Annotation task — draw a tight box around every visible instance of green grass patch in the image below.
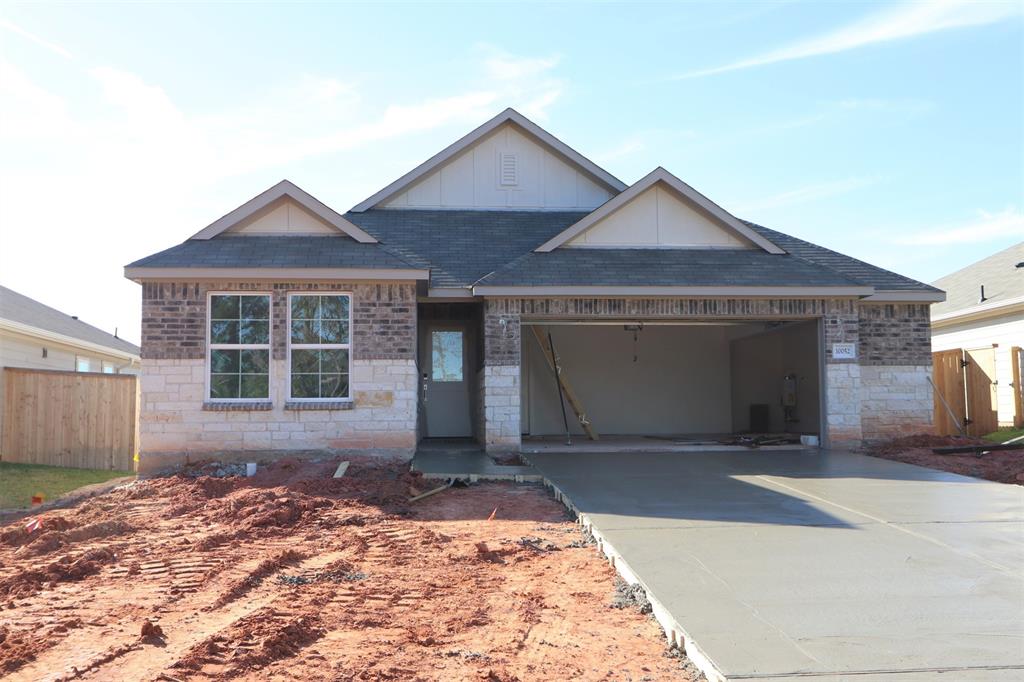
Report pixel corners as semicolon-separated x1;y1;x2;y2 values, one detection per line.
983;427;1024;444
0;462;133;509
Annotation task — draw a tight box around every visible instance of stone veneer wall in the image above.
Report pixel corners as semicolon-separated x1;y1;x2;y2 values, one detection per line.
138;281;417;469
857;304;933;441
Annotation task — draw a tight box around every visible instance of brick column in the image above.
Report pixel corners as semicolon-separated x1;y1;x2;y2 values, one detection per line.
482;299;521;452
824;300;862;447
858;304;934;440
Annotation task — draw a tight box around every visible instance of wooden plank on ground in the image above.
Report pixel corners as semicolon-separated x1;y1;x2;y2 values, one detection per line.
529;325;599;441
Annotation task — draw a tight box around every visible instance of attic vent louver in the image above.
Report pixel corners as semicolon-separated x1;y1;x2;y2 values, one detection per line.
498;152;518;187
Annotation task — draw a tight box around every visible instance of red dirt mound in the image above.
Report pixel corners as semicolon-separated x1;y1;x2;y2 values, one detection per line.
0;459;696;681
866;433;1024;485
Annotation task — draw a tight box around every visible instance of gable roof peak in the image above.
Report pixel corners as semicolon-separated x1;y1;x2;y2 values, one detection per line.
190;179;378;243
349;107;627;212
535;166;785;254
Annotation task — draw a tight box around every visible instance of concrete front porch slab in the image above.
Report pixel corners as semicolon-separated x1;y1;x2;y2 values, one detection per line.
411;446;541;482
527;449;1024;681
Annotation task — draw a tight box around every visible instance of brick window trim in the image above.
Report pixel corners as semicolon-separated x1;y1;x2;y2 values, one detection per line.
202;401;274;412
284;400;354;411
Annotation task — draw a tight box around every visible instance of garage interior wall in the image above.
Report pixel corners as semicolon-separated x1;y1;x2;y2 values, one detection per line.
521;320;821;438
522;324;735;436
728;320;821;434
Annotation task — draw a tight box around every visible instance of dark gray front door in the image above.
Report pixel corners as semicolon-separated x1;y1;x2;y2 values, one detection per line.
420;322;472;437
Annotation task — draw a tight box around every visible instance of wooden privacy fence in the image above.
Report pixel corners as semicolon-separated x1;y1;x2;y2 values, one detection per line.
2;368;138;471
932;347;1001;437
1014;346;1023;429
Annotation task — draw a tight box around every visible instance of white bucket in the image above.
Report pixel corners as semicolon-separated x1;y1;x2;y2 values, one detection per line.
800;435;819;447
245;462;257;477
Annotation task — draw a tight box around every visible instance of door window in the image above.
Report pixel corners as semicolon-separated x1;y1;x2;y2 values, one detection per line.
431;331;463;382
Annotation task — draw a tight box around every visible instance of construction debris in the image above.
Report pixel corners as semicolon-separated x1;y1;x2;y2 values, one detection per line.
332;461;350;478
932;442;1024;456
611;577;652;615
531;326;599;442
718;435;802;448
408;479;453;502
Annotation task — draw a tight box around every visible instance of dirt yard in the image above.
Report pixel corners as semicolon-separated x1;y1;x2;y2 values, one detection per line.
0;459;696;681
865;434;1024;485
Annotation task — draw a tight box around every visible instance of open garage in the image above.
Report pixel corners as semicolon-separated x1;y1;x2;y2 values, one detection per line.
520;319;822;442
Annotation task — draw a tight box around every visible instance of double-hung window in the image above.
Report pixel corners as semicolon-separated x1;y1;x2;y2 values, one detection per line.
288;293;351;401
208;293;271;400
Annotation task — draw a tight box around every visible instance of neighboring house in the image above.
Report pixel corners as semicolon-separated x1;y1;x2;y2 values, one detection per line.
125;108;943;469
931;243;1024;429
0;285;141;453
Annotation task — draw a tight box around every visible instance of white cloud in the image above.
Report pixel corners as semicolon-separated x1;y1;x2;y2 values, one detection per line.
0;47;566;344
0;18;73;59
735;177;878;213
892;207;1024;245
674;1;1021;79
484;52;560;81
595;136;647;164
835;97;934;114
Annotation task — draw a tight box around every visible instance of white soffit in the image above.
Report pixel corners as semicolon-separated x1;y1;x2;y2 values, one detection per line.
349;108;628;212
191;180;378;243
536;168;785;254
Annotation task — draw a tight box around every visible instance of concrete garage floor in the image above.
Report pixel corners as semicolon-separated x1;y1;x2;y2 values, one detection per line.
526;449;1024;681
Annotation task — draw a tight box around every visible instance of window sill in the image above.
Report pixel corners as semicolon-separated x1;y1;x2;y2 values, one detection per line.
203;401;273;412
284;400;353;411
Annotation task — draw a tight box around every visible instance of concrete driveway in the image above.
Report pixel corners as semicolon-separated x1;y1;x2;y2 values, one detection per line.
527;449;1024;681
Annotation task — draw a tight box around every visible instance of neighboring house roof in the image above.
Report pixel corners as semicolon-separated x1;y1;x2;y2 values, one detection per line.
345;209;588;288
350;108;627;212
124;236;428;280
0;285;140;358
535;167;784;255
931;242;1024;319
190;180;378;242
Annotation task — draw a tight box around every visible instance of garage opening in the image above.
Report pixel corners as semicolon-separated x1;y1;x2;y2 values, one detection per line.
521;320;822;445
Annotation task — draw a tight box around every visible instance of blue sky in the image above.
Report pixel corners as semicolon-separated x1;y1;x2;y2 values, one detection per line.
1;1;1021;344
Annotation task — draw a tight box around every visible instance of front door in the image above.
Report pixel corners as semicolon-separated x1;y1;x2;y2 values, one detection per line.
420;322;472;437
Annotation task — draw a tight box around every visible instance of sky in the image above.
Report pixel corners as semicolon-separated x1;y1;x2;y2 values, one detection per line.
0;1;1022;346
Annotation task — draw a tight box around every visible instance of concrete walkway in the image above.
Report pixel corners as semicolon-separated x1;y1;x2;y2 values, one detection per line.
527;449;1024;681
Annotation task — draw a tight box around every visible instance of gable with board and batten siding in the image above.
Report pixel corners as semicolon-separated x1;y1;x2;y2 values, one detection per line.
382;122;615;211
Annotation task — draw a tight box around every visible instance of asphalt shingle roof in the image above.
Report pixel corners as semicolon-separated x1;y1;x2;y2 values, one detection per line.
743;222;941;293
344;209;589;288
931;241;1024;316
0;285;140;356
475;248;866;288
126;236;418;270
127;210;939;295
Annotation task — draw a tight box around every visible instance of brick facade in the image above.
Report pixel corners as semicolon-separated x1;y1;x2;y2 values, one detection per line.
141;281;416;361
138;280;417;469
140;284;933;462
857;304;932;366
